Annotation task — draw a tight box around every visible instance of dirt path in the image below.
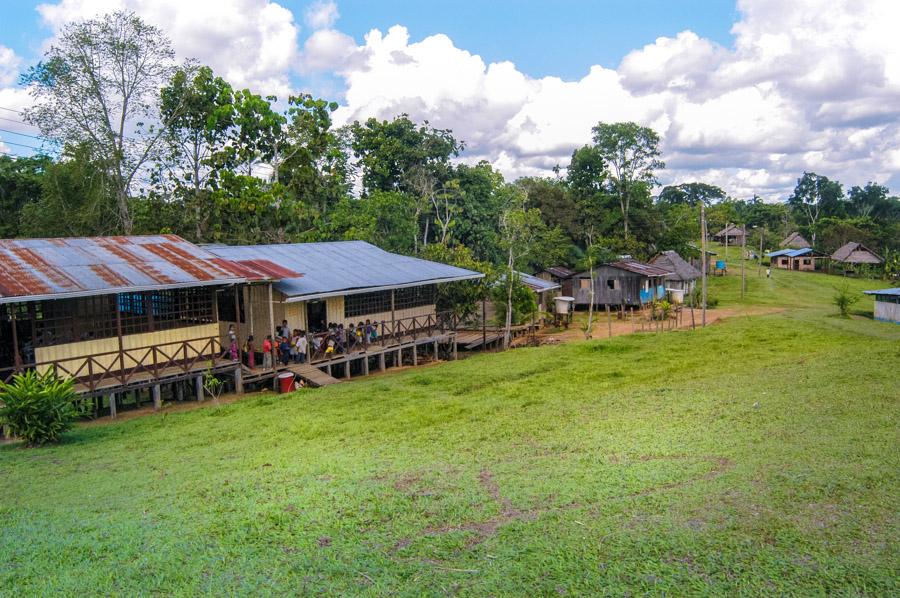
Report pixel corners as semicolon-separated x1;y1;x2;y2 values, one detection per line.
514;305;783;347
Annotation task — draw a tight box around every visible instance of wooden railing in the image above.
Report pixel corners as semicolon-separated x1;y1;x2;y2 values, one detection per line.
302;311;460;363
0;336;223;393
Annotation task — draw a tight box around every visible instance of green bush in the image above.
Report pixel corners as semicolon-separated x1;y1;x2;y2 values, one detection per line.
0;370;80;446
689;286;719;309
832;284;860;317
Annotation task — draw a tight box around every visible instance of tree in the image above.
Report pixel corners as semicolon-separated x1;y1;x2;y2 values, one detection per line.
227;90;285;177
19;144;118;237
420;244;495;319
788;172;844;245
658;182;726;206
0;155;50;238
23;11;177;233
159;65;235;240
498;185;546;348
590;122;664;239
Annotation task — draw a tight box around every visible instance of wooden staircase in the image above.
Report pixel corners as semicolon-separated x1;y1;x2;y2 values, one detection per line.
285;363;342;387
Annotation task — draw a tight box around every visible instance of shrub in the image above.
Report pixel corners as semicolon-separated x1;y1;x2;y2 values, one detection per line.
832;284;860;317
0;370;80;446
689;287;719;309
652;300;672;320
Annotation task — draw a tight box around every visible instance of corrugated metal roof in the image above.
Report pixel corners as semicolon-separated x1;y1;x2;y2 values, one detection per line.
211;258;301;281
543;266;576;279
767;248;819;258
0;235;247;304
206;241;484;301
518;272;560;293
863;287;900;296
608;260;671;277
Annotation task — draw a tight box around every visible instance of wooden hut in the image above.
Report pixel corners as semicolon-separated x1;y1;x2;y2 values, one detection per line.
863;288;900;324
538;266;576;297
780;232;811;249
572;260;669;308
650;250;701;301
712;224;746;245
831;242;883;273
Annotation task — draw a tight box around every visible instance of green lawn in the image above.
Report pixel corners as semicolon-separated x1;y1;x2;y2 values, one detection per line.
1;268;898;595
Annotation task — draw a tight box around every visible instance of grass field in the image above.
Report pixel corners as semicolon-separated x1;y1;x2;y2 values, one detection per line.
1;264;898;595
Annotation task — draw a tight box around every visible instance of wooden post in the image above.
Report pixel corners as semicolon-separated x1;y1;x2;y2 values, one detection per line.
630;307;635;334
606;304;612;338
452;338;458;360
378;352;385;372
390;289;396;340
326;362;332;376
482;299;487;350
10;307;21;368
741;224;747;300
700;202;708;327
152;385;162;410
233;285;241;349
412;344;418;366
344;359;351;380
396;348;402;367
233;366;243;395
363;355;370;376
267;282;275;340
108;393;117;419
433;340;439;361
195;375;203;401
115;294;125;379
176;382;184;402
759;227;764;277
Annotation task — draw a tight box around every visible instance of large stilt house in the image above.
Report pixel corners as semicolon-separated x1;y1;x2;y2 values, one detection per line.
0;235;265;394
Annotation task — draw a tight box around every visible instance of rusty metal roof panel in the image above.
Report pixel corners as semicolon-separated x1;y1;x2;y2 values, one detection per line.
0;235;247;303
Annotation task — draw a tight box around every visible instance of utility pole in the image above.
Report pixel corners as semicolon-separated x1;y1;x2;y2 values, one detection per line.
701;203;708;327
724;221;729;265
758;227;764;277
741;224;746;300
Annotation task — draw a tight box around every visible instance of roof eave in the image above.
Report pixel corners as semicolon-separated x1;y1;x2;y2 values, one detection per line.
281;272;485;303
0;277;246;305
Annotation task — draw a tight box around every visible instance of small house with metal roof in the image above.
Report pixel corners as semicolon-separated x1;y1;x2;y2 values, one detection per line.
766;247;828;271
863;288;900;324
572;260;669;308
538;265;576;296
712;224;746;245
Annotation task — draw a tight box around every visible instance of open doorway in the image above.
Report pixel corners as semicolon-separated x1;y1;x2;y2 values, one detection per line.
306;300;327;333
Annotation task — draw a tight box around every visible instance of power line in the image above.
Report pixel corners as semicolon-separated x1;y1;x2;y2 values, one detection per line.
0;127;46;142
0;139;43;151
0;105;24;115
0;115;38;129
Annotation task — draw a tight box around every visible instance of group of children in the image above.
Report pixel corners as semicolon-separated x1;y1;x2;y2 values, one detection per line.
223;319;382;369
316;320;380;357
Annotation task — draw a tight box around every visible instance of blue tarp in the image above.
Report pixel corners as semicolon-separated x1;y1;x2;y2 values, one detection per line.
640;289;652;304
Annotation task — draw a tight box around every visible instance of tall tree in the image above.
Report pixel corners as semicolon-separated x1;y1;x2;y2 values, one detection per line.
788;172;844;245
23;11;177;233
590;122;664;239
158;65;235;240
658;182;726;206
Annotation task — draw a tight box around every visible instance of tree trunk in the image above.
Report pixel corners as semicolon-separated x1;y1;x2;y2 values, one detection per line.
504;248;514;349
585;263;595;339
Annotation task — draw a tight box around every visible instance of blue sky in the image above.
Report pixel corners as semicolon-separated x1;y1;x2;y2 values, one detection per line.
1;0;899;197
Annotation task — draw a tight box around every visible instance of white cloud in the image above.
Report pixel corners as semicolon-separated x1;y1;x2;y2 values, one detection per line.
35;0;300;96
304;0;338;30
0;46;23;87
323;0;900;198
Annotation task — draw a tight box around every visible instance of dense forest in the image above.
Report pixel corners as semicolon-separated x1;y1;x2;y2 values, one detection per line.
2;11;899;282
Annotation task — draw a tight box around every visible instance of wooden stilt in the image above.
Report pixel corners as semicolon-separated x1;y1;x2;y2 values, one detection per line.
176;382;184;402
152;385;162;410
379;352;385;372
344;360;351;379
326;363;332;376
363;355;370;376
452;339;458;360
412;344;418;366
195;376;204;401
630;307;635;333
233;366;243;395
433;340;439;361
109;393;117;419
606;304;612;338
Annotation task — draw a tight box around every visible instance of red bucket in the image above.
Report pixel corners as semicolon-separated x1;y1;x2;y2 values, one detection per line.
278;372;295;393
